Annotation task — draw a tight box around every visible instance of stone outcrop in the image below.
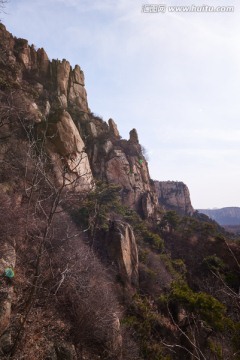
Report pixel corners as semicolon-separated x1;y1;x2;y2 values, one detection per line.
0;23;159;218
45;110;93;191
154;181;194;215
142;191;157;218
129;128;139;144
68;65;88;112
0;24;89;113
105;221;139;287
108;118;120;139
87;124;159;218
104;147;158;217
0;24;94;193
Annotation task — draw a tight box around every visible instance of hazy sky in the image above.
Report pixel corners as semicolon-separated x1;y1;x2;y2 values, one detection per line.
1;0;240;208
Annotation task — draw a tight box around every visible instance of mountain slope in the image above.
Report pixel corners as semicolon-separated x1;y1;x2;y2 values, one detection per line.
0;23;240;360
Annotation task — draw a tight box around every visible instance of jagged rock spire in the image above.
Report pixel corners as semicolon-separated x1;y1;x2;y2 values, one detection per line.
108;118;120;138
129;128;139;144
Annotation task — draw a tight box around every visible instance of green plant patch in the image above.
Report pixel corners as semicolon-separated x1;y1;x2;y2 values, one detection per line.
4;267;15;278
170;281;226;331
202;255;226;272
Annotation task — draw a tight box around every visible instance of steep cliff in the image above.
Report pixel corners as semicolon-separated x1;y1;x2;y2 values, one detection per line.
154;180;194;215
86;120;159;218
0;23;94;193
0;23;158;219
0;23;156;358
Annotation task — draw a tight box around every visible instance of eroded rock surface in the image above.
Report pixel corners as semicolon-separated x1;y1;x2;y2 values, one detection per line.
154;180;194;215
87;125;159;218
108;118;120;139
105;221;139;287
0;24;93;193
0;24;159;218
45;110;93;191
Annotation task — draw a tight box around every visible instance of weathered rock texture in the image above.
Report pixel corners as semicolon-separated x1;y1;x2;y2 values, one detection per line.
105;221;139;287
0;23;159;218
154;181;194;215
2;34;89;113
86;122;159;218
0;24;94;193
44;110;93;191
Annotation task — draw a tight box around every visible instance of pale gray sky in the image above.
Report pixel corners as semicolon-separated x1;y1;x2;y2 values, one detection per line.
2;0;240;208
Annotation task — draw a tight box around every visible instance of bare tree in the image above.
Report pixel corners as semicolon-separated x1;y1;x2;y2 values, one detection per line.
0;89;123;359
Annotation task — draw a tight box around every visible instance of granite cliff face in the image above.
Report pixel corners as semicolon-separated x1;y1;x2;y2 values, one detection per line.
86;119;159;218
0;24;94;193
0;23;158;219
154;181;194;215
1;22;198;221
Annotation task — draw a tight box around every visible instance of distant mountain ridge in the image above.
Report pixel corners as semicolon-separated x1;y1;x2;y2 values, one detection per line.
198;207;240;225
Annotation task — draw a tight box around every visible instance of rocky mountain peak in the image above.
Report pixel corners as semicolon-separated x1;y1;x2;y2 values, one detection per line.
108;118;120;138
0;24;161;218
0;23;198;220
129;128;139;144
